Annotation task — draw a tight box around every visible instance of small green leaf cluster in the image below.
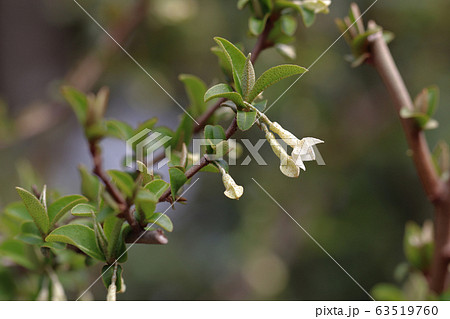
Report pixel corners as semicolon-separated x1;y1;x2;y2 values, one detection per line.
371;220;440;301
238;0;332;60
336;3;394;67
400;86;439;130
205;37;307;132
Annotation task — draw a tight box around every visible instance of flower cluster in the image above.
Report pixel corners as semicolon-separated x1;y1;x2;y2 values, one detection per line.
249;104;323;178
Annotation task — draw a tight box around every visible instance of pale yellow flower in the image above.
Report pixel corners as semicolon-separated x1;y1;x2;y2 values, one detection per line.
219;166;244;199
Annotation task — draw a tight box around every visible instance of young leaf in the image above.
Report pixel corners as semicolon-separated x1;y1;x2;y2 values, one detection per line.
48;195;88;227
204;125;226;141
247;64;308;102
214;37;247;94
71;203;96;217
168;167;188;201
79;165;101;202
45;224;105;261
280;15;297;36
252;100;268;112
134;118;158;136
248;15;268;36
106;120;134;140
144;180;170;199
179;74;207;117
204;83;245;108
299;6;316;27
101;264;123;291
17;221;44;245
173;114;194;150
4;202;31;222
61;86;88;125
107;170;135;199
242;54;256;102
237;0;250;10
0;239;36;270
103;216;126;262
146;213;173;232
136;189;157;220
16;187;49;235
237;111;257;131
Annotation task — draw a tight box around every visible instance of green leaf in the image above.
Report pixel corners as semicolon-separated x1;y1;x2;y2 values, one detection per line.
204;125;226;141
106;120;134;140
415;86;439;117
237;110;257;131
179;74;207;117
204;125;226;154
46;224;105;261
252;100;267;112
134;118;158;136
107;170;135;198
299;6;316;27
71;203;96;217
61;86;88;125
103;216;126;262
79;165;101;202
280;15;297;36
247;64;308;102
0;239;35;270
237;0;250;10
4;202;31;222
242;54;256;102
214;37;247;94
48;195;88;227
351;28;380;57
432;141;449;179
211;46;233;81
136;189;157;220
204;83;245;108
16;187;49;235
173;114;194;150
17;221;43;245
371;283;405;301
168;167;188;201
248;15;268;36
404;221;434;271
212;140;230;158
146;213;173;232
144;180;170;199
101;264;123;291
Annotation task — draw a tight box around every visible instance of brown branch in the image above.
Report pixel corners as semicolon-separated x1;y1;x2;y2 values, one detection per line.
125;229;168;245
89;140;139;231
368;25;450;294
158;118;238;202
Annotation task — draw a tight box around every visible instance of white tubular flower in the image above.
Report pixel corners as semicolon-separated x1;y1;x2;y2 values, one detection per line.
219;166;244;200
265;130;300;178
291;137;324;171
107;283;117;301
269;122;300;148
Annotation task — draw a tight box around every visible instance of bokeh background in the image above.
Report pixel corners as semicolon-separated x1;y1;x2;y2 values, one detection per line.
1;0;449;300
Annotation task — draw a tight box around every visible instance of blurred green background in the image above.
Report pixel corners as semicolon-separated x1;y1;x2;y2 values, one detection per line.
0;0;449;300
